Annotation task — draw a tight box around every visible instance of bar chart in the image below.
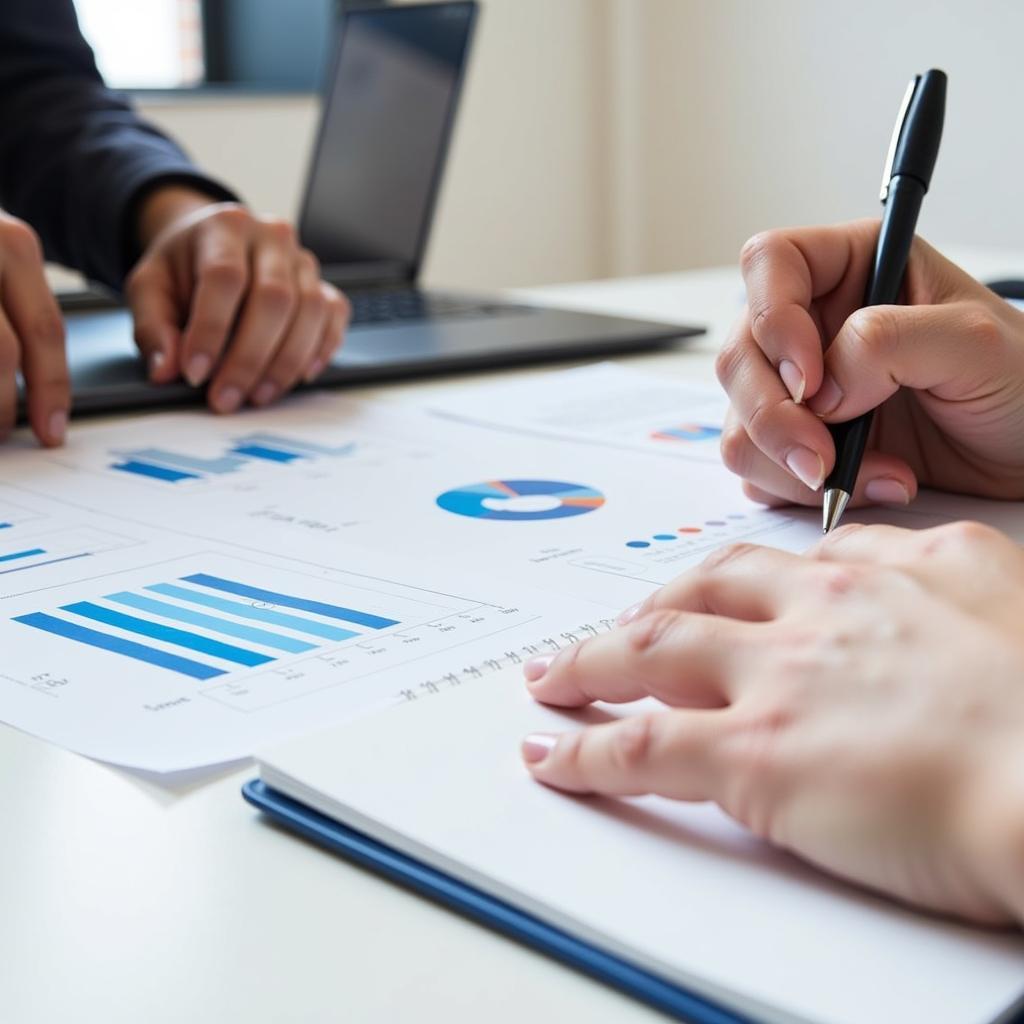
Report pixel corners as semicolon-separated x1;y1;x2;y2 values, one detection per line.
15;569;403;681
109;432;358;484
0;526;135;576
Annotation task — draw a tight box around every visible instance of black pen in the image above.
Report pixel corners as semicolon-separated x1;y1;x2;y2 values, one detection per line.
822;69;946;532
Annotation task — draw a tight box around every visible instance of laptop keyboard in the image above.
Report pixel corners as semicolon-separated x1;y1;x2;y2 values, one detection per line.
348;289;528;326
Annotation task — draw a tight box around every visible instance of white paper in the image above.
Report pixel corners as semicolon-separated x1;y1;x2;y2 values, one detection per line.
259;673;1024;1024
428;362;732;462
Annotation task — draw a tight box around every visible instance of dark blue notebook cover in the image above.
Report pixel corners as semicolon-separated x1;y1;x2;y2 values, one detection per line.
243;779;760;1024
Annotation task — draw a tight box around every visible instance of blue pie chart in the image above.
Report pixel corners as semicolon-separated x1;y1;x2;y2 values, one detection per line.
436;479;606;521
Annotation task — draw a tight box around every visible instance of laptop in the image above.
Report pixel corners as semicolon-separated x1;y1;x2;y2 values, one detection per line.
60;0;703;414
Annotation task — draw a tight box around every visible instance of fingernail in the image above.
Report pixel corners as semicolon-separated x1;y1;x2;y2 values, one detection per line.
252;381;278;406
524;654;556;682
304;358;326;384
784;446;825;491
617;602;643;626
48;409;67;444
808;373;842;416
148;350;166;379
778;359;805;404
213;386;242;414
521;733;558;764
185;353;212;387
864;478;910;505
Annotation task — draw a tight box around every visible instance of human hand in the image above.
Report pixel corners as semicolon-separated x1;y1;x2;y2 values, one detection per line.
716;220;1024;507
0;214;69;447
521;522;1024;926
126;187;350;413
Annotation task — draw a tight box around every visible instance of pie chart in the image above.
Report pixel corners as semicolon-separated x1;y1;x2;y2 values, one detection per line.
436;479;606;521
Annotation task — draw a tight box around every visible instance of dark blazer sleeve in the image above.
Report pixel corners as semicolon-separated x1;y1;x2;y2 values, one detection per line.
0;0;237;290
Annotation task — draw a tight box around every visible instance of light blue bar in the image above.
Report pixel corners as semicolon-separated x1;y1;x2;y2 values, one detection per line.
121;448;247;475
0;547;45;563
14;612;224;680
237;433;356;458
182;573;399;630
62;601;274;668
106;591;316;654
111;460;200;482
145;583;359;641
230;445;302;463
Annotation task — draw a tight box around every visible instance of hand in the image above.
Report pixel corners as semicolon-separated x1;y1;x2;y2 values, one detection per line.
125;187;350;413
0;214;69;446
521;522;1024;926
716;220;1024;507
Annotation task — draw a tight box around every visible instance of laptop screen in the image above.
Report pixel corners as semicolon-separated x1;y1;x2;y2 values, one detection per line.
299;2;477;283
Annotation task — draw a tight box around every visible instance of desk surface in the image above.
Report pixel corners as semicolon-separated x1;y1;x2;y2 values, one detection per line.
5;248;1023;1024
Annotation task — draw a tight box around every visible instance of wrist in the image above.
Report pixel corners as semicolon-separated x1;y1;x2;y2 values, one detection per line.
136;185;224;251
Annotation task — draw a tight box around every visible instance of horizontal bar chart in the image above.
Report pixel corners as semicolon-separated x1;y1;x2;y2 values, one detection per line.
0;547;46;564
109;432;357;483
12;568;402;680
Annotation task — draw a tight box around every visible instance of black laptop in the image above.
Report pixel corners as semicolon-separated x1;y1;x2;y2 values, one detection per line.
61;1;702;413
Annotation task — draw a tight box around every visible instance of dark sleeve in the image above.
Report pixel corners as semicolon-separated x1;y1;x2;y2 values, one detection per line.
0;0;238;290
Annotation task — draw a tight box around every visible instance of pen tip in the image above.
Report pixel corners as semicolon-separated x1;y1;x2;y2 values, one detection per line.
822;489;851;534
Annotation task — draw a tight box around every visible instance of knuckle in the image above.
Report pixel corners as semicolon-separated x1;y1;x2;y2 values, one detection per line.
265;218;297;245
714;337;744;387
625;609;682;658
610;715;655;774
299;249;321;277
926;519;1004;552
255;279;295;314
810;561;869;599
0;217;42;260
210;204;251;231
810;521;867;556
719;423;752;476
844;307;897;360
22;310;64;345
202;259;247;293
961;303;1003;349
744;393;789;445
298;285;326;317
699;541;760;574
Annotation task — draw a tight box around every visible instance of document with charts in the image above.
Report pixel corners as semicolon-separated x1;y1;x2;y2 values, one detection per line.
0;391;1019;772
427;362;731;462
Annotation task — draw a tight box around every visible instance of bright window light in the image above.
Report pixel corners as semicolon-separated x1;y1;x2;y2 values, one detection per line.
73;0;204;89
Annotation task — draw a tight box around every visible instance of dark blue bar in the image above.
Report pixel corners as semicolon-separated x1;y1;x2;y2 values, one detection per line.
14;612;225;680
0;547;45;563
111;460;201;483
62;601;274;667
182;573;399;630
0;522;12;529
230;445;303;463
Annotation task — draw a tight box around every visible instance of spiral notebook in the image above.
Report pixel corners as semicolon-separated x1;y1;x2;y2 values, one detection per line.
250;624;1024;1024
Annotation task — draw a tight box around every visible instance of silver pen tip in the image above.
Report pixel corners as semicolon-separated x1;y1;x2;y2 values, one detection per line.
822;488;851;534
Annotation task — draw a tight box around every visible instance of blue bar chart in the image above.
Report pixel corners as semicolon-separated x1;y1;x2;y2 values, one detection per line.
110;432;357;484
14;568;403;682
0;526;133;576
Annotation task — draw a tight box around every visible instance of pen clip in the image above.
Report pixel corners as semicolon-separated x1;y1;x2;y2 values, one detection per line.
880;75;919;202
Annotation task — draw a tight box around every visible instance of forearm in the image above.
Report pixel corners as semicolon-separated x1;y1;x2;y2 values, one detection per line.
0;0;235;289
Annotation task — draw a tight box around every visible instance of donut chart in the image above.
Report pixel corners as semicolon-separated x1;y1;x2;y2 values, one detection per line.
436;479;606;521
651;424;722;443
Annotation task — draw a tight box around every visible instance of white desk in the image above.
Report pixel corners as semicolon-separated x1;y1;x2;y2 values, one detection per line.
4;251;1022;1023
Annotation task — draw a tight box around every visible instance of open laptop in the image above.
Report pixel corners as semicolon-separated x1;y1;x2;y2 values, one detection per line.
61;0;702;414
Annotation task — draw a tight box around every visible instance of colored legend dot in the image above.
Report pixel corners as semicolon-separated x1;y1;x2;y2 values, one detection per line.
705;520;727;526
653;534;677;541
626;540;650;549
727;514;746;520
678;527;702;534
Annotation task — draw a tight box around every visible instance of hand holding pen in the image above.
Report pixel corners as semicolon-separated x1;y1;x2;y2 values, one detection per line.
715;75;1024;515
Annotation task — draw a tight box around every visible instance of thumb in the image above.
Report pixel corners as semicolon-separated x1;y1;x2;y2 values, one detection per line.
807;301;1008;421
125;264;182;384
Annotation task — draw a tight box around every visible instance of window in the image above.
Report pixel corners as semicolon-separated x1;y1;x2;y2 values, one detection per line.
72;0;368;92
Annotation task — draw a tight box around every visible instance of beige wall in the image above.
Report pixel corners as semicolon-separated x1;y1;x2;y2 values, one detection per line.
136;0;1024;289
